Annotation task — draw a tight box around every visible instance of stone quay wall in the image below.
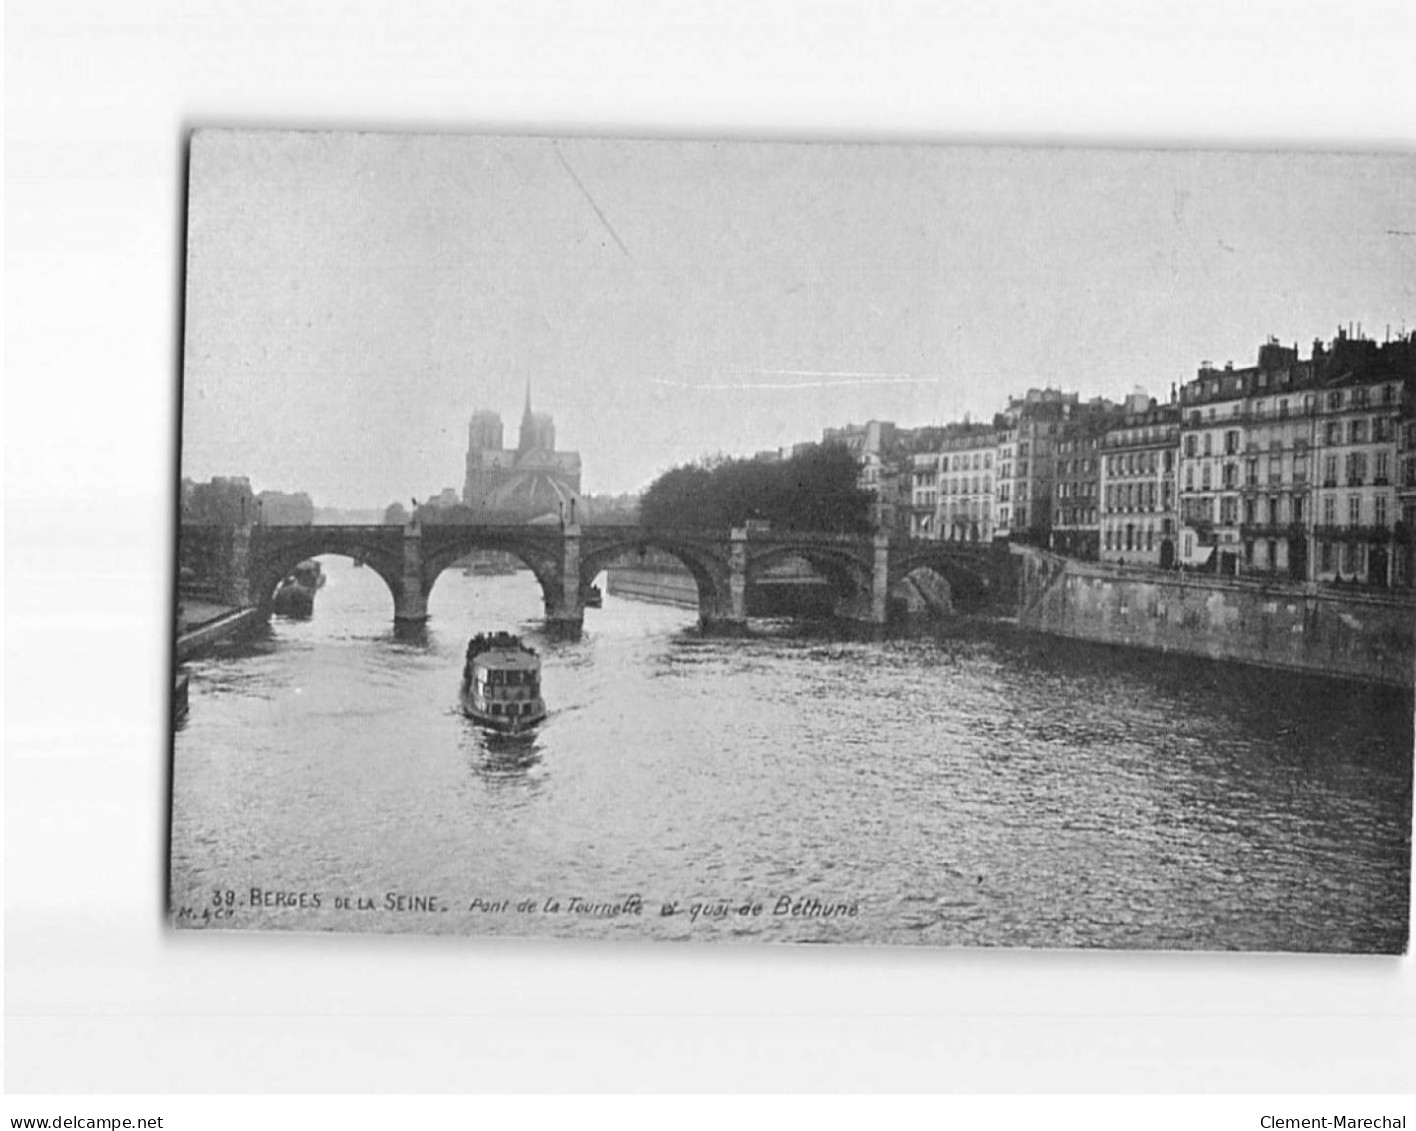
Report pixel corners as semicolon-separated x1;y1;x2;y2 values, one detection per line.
604;565;700;608
1015;548;1415;688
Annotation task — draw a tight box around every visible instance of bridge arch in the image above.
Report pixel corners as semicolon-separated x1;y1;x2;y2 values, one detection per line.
246;530;406;617
743;543;875;617
417;530;564;616
887;545;1003;613
578;533;735;628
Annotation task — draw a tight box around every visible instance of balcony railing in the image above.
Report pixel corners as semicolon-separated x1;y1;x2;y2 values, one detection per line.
1312;524;1393;543
1239;523;1306;540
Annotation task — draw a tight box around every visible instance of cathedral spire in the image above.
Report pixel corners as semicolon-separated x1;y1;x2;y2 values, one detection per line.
518;379;536;453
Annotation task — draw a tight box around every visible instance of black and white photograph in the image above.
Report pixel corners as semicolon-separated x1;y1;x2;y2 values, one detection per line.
171;129;1413;954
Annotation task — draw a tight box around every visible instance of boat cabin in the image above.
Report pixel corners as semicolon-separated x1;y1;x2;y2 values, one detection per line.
462;634;546;729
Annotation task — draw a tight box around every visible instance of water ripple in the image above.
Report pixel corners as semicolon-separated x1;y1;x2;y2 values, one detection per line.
171;559;1412;952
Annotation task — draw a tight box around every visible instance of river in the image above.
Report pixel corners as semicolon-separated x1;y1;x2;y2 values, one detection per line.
170;556;1412;952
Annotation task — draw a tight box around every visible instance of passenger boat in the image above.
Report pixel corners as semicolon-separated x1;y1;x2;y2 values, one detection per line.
460;633;547;732
272;559;324;618
582;583;603;608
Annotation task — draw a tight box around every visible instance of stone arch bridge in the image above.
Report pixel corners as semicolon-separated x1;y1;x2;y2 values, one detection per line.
180;522;1017;638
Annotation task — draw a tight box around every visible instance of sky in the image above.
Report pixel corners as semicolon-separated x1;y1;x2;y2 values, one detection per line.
181;131;1416;506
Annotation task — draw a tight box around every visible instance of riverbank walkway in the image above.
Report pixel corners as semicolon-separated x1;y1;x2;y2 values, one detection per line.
176;597;261;660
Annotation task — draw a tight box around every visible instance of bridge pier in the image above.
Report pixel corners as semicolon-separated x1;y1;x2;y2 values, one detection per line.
545;522;584;640
832;532;891;635
395;522;430;626
699;528;748;634
218;524;254;608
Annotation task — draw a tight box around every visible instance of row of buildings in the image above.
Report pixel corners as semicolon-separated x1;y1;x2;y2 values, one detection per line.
815;328;1416;588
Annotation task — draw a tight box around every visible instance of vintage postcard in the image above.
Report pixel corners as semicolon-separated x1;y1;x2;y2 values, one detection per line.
172;129;1413;951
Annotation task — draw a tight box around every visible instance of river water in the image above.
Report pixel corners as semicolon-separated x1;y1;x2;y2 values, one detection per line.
170;556;1412;952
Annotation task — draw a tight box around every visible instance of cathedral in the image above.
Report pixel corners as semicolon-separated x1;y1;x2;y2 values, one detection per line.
462;386;582;521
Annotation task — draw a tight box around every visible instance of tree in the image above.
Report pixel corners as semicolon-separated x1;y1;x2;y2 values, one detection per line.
383;502;409;525
639;443;871;534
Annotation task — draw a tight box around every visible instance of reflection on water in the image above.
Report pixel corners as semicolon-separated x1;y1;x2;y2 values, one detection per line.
171;557;1412;951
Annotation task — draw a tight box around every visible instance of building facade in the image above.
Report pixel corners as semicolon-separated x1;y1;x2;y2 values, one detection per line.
907;451;940;539
1050;401;1117;560
463;386;582;521
995;389;1076;544
1098;396;1179;567
1399;392;1416;588
1177;331;1413;583
936;427;998;542
1178;341;1321;577
823;420;899;530
1310;333;1410;586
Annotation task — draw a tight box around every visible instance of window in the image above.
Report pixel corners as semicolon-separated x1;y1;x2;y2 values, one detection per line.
1220;497;1238;525
1324;455;1338;486
1323;496;1336;526
1225;430;1240;455
1184;466;1194;491
1279;399;1290;419
1346;452;1367;485
1244;499;1256;526
1203;433;1213;457
1201;465;1212;490
1348;495;1361;527
1325;422;1342;445
1375;496;1388;528
1183;435;1197;457
1245;458;1259;486
1349;419;1367;444
1328;391;1343;410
